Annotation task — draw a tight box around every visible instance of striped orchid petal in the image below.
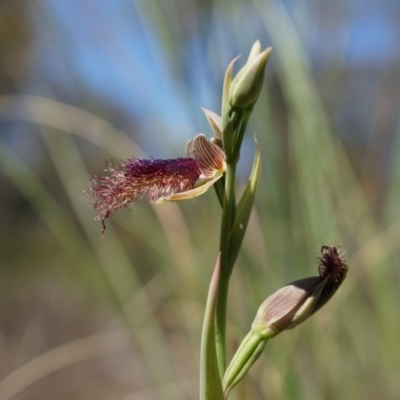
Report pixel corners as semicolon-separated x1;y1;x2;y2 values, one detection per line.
185;134;225;178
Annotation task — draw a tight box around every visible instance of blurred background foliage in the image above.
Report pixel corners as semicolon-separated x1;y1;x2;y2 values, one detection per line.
0;0;399;399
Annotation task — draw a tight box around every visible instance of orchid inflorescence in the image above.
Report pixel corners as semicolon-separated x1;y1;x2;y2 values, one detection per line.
86;41;348;400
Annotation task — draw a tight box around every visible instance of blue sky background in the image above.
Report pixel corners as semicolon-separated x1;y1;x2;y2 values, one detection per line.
3;0;400;160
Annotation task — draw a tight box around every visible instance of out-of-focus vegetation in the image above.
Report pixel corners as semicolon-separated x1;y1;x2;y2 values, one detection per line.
0;1;399;399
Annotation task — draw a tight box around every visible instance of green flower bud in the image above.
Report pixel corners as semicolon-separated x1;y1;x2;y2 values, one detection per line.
252;276;324;338
253;246;348;338
223;246;348;397
229;43;272;109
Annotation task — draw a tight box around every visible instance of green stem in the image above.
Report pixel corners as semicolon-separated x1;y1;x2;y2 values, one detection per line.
213;176;226;208
215;106;254;378
215;159;237;377
214;273;230;377
232;108;252;162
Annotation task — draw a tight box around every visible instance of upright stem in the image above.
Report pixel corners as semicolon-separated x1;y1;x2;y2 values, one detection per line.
232;108;252;162
215;107;253;377
215;160;237;377
201;42;270;397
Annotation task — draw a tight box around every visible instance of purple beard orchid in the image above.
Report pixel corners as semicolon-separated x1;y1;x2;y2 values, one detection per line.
87;133;225;235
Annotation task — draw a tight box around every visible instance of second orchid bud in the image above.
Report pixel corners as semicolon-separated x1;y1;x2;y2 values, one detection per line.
223;246;349;397
254;245;348;338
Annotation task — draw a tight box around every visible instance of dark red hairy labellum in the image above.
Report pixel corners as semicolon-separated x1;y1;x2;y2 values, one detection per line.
87;157;201;234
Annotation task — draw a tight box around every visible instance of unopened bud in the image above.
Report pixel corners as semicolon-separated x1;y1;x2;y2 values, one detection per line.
229;43;272;109
253;245;348;338
223;245;348;397
253;276;323;338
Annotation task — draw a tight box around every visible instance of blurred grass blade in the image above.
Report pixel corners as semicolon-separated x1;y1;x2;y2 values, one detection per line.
0;94;142;159
0;330;132;400
0;137;97;274
200;253;224;400
228;137;261;266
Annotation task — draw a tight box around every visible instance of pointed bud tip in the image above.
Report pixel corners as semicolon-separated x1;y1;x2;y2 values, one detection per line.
229;46;272;109
247;40;262;62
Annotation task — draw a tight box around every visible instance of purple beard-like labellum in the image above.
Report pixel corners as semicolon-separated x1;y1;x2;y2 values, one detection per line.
88;157;201;235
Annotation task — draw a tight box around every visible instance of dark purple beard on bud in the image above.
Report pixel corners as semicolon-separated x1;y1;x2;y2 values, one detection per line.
314;245;348;311
318;246;348;281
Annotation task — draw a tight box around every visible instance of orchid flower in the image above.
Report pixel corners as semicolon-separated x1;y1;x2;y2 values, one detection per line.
87;133;225;234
